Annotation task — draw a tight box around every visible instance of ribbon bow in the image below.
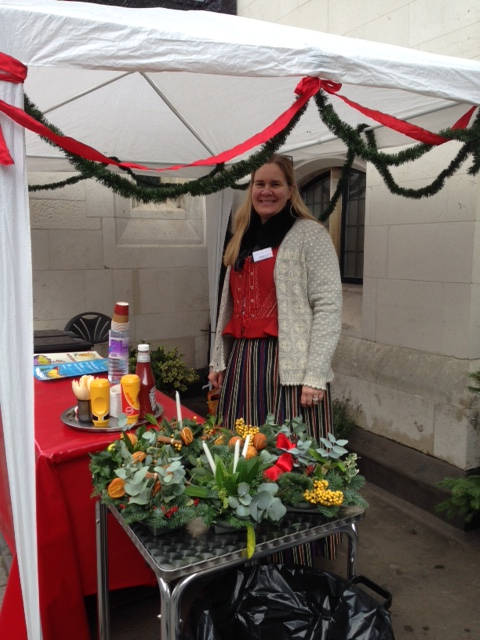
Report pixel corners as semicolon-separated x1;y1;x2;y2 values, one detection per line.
263;433;296;481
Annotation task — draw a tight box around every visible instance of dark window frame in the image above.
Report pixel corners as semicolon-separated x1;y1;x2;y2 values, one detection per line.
300;168;365;284
340;169;365;284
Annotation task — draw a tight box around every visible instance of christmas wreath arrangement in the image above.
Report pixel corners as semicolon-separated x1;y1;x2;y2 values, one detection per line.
90;413;367;555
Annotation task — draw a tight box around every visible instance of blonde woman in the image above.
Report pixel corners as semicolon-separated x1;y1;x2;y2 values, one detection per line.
209;154;342;445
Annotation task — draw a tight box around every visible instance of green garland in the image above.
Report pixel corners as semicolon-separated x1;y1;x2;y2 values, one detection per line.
313;91;480;200
26;90;480;214
25;95;306;203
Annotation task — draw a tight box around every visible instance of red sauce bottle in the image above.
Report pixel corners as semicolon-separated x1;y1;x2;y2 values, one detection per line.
135;343;157;419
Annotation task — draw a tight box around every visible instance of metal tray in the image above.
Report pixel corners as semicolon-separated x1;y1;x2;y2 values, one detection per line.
61;404;163;433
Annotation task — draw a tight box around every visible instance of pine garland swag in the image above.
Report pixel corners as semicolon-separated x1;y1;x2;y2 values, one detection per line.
26;91;480;214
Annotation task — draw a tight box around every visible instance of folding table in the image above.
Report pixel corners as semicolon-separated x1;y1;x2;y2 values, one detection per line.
96;502;364;640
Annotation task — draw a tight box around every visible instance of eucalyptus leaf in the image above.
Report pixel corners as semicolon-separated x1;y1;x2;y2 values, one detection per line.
268;498;287;521
259;449;277;464
228;496;239;508
128;494;150;505
255;491;273;510
133;467;149;483
257;482;278;495
332;445;348;456
237;482;250;497
239;493;252;506
235;505;250;518
141;431;156;445
249;502;259;522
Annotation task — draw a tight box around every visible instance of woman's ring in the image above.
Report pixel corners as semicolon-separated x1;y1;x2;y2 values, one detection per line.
312;396;319;402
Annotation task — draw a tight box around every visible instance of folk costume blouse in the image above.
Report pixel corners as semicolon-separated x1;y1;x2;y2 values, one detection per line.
211;214;342;390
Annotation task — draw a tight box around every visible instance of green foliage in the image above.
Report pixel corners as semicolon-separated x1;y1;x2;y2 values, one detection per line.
332;398;358;440
90;414;367;543
436;475;480;523
468;370;480;394
129;344;198;394
25;90;480;215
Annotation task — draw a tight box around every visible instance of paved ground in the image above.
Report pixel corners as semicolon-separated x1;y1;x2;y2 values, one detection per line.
2;449;479;639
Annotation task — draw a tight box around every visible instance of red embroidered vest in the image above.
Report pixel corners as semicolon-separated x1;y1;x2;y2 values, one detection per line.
223;248;278;338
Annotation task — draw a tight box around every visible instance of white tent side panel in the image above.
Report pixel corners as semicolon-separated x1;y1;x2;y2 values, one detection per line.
0;82;40;639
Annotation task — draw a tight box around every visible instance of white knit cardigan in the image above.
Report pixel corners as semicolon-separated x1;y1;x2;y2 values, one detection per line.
210;218;342;390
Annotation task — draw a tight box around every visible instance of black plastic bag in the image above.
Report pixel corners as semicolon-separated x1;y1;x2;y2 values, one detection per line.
183;565;394;640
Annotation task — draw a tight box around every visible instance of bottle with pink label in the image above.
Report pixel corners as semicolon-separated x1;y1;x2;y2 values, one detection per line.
107;301;130;385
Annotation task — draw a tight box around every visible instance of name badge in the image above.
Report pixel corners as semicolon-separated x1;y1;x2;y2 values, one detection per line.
252;247;273;262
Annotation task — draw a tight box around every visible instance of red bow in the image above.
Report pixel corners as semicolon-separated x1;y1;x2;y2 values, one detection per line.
263;433;296;481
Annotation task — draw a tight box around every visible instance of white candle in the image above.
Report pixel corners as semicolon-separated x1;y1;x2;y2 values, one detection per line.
241;434;250;458
202;441;216;474
233;438;240;472
175;390;183;429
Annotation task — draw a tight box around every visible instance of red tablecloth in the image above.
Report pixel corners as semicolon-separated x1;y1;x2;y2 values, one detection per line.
0;378;201;640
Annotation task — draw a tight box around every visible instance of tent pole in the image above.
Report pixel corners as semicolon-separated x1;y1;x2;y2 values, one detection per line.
140;72;216;155
43;72;134;114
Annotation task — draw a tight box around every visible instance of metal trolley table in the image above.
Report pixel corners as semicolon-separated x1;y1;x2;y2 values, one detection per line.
96;502;364;640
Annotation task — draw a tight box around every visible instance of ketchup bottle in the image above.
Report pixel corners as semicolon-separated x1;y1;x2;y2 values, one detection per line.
135;344;157;419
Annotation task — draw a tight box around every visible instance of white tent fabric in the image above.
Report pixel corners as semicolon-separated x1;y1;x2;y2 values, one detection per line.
0;82;39;638
1;2;480;638
206;188;233;360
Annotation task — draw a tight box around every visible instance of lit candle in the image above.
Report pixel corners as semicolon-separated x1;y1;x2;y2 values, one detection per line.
175;390;183;429
202;441;216;474
233;438;240;472
241;434;250;458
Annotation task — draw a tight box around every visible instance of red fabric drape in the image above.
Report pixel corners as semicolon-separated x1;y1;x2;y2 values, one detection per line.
0;377;203;640
0;51;476;173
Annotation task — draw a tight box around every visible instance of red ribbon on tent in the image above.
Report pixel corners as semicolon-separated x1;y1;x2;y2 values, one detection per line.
263;433;296;481
0;51;476;171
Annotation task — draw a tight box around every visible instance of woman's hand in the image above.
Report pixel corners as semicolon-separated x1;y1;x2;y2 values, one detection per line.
301;386;324;408
208;369;225;389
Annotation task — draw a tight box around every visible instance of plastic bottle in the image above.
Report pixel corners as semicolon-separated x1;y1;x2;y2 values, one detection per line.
120;373;140;425
107;301;130;385
135;343;157;419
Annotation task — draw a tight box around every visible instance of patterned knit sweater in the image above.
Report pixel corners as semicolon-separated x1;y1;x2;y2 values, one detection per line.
210;218;342;389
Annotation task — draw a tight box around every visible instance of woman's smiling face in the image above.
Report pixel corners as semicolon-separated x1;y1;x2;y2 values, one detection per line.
251;163;292;223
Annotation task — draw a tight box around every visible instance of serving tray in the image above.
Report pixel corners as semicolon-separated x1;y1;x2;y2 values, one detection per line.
61;404;163;433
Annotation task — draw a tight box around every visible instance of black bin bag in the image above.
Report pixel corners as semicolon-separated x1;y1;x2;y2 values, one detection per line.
182;565;395;640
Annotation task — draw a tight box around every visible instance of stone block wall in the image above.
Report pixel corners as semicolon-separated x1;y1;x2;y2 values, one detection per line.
238;0;480;471
29;169;210;369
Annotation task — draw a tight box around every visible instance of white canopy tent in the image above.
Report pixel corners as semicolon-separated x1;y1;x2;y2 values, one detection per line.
1;1;480;637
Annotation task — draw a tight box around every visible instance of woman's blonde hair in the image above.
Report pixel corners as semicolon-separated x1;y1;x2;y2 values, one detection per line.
223;155;317;266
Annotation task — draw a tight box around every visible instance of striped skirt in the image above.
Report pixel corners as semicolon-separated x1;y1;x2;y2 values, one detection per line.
217;337;337;562
217;337;332;440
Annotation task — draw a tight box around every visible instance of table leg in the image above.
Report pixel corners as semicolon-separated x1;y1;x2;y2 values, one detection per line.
96;501;111;640
157;576;172;640
341;521;358;578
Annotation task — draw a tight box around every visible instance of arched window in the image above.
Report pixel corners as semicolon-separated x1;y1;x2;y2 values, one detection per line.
301;168;365;283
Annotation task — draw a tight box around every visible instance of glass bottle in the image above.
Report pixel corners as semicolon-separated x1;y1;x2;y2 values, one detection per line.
135;343;157;419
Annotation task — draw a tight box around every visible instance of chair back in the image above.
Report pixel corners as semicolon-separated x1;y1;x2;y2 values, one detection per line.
65;312;111;347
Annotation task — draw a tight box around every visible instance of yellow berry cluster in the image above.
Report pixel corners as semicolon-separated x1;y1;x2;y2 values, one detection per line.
235;418;259;439
168;435;183;452
304;479;344;506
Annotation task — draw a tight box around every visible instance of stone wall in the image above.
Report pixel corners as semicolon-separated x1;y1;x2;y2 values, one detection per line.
238;0;480;470
29;168;210;369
